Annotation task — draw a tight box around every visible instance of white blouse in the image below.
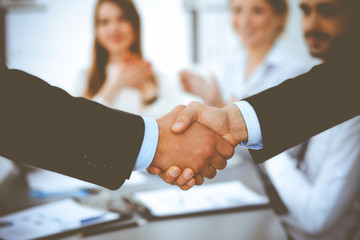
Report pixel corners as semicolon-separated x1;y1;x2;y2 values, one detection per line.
74;65;189;119
216;42;310;164
218;42;310;101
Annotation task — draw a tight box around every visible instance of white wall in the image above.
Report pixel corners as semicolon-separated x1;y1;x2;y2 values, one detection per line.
6;0;189;93
6;0;318;94
134;0;190;78
7;0;96;91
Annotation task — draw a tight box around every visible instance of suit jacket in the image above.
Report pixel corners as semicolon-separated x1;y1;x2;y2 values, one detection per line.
0;64;145;190
245;10;360;163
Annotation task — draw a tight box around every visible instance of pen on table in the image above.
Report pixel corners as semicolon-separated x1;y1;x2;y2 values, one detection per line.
78;218;148;238
80;215;105;225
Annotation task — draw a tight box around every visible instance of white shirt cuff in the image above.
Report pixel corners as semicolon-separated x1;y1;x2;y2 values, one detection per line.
133;117;159;171
233;101;263;149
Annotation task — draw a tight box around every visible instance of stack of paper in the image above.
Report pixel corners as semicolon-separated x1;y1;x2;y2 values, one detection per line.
132;181;269;217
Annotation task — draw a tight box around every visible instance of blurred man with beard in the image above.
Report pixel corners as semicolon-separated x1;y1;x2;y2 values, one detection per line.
301;0;351;60
259;1;360;239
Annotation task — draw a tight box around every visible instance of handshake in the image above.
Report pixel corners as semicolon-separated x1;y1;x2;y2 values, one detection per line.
146;101;249;190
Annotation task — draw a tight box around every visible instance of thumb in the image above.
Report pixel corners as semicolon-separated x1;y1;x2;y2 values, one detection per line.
172;101;202;133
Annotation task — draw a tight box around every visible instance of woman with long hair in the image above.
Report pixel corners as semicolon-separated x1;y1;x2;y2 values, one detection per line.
77;0;184;118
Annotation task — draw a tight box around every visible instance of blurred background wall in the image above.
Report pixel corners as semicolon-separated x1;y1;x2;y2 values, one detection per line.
2;0;318;93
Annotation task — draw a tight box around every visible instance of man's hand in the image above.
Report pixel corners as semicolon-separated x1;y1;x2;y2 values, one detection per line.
172;101;248;146
149;105;234;187
149;102;248;190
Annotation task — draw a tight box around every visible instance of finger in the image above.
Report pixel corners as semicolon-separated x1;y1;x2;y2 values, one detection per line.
172;168;194;186
172;101;204;133
215;134;235;159
180;178;196;191
137;61;150;72
158;166;181;184
209;152;227;170
179;70;189;78
200;165;217;179
195;175;204;185
180;80;192;94
146;166;161;175
180;76;190;89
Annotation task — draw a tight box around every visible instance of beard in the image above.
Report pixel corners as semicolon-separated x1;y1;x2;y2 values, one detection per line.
305;30;346;60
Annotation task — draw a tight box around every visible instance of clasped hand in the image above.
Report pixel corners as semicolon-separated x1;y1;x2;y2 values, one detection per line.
147;102;248;190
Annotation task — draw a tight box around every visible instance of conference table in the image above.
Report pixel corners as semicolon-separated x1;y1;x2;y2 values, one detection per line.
0;159;288;240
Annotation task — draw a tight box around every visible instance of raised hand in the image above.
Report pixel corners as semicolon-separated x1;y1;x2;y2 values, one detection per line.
115;54;154;89
149;105;234;186
179;71;224;107
96;53;155;104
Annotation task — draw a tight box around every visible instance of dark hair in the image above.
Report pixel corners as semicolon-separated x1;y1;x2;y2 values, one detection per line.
85;0;142;98
266;0;289;34
229;0;289;34
266;0;288;16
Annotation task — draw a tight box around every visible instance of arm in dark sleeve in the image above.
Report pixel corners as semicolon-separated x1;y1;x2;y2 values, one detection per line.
0;64;145;190
245;34;360;163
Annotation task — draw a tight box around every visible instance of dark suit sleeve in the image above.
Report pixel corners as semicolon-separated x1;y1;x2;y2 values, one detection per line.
245;33;360;164
0;64;145;190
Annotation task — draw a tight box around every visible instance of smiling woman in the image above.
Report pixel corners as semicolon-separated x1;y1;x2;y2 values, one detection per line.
85;0;157;105
76;0;186;118
178;0;307;108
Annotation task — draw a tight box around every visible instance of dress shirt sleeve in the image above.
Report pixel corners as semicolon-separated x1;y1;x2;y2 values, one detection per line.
133;117;159;170
233;101;263;149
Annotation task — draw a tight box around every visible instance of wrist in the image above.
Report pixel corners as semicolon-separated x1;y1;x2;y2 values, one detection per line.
151;118;168;171
223;104;248;145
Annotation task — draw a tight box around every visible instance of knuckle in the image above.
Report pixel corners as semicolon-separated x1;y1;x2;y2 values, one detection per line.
196;176;204;185
188;101;198;108
162;175;175;184
212;160;226;170
178;112;190;121
208;169;217;179
219;160;227;170
175;179;186;186
174;105;186;112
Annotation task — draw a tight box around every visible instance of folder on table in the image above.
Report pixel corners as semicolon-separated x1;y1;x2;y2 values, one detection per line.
0;198;122;240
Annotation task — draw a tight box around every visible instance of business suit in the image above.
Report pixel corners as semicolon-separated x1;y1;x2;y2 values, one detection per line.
0;64;144;190
245;22;360;163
